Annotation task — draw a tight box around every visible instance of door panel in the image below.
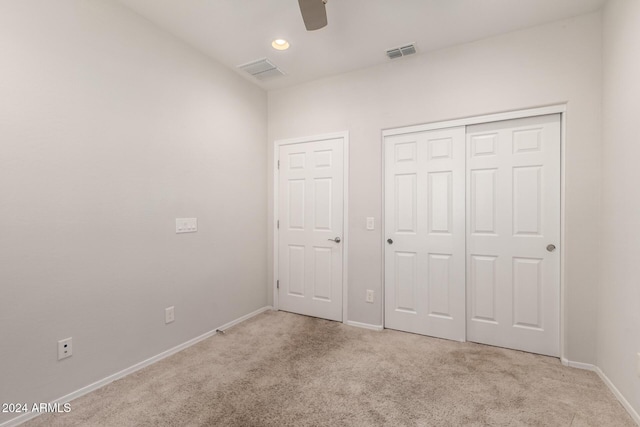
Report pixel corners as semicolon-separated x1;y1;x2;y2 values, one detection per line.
470;169;498;235
312;247;332;300
427;253;452;318
384;127;466;341
470;255;498;323
428;172;452;234
466;114;560;357
278;138;344;322
395;174;417;233
513;166;542;235
512;257;543;329
288;246;305;296
395;251;418;313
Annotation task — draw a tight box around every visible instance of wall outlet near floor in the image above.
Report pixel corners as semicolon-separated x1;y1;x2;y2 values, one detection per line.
58;337;72;360
366;290;374;303
165;306;175;324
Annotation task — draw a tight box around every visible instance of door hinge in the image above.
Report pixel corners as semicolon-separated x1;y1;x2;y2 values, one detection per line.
277;220;279;229
277;160;280;169
276;280;279;289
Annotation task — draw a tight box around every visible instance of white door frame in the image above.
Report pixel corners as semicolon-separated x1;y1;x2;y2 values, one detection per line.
382;104;567;360
273;131;350;323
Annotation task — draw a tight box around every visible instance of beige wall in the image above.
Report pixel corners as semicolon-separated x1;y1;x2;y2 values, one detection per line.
0;1;267;422
599;0;640;417
5;1;634;422
268;12;603;364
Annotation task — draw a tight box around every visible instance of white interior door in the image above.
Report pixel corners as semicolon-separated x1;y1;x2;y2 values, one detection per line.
466;114;561;357
277;137;344;322
384;127;466;341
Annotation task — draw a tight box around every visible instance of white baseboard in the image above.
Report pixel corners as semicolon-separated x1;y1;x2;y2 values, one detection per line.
594;366;640;425
561;357;597;371
345;320;384;331
216;306;273;332
561;358;639;425
0;306;273;427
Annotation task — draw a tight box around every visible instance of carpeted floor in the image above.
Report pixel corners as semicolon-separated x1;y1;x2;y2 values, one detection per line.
25;311;634;426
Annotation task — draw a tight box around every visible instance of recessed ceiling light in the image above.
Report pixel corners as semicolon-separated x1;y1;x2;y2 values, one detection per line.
272;39;290;51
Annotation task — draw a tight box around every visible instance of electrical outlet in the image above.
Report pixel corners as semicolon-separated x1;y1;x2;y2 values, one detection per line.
366;217;375;230
58;337;72;360
366;290;374;303
165;306;175;324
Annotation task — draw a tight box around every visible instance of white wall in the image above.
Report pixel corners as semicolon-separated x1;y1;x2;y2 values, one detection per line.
0;1;267;423
268;12;603;364
599;0;640;417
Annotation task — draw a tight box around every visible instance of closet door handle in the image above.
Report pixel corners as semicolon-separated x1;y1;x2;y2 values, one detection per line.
387;239;393;244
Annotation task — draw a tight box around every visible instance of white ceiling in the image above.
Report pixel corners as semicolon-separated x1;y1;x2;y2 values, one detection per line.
118;0;606;90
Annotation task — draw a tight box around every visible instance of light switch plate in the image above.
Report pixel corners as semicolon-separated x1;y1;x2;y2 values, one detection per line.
176;218;197;233
165;306;175;324
366;217;375;230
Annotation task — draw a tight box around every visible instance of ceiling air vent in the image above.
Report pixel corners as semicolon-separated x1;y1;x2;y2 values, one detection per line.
237;58;285;80
386;43;417;60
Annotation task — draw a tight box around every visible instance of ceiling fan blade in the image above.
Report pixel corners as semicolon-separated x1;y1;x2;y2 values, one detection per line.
298;0;327;31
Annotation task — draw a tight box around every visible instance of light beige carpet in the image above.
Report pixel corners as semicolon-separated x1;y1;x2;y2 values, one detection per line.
25;311;634;426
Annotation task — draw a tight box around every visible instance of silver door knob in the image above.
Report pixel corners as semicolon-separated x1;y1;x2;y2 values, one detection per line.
387;239;393;244
328;237;341;243
546;244;556;252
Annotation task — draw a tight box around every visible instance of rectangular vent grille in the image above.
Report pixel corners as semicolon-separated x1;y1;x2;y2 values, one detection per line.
386;43;417;60
237;58;285;80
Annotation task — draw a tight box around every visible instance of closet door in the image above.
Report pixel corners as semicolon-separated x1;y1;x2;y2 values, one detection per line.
384;127;466;341
466;114;561;357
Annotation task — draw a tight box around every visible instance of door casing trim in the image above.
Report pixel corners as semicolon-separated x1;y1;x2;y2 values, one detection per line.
273;131;350;324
